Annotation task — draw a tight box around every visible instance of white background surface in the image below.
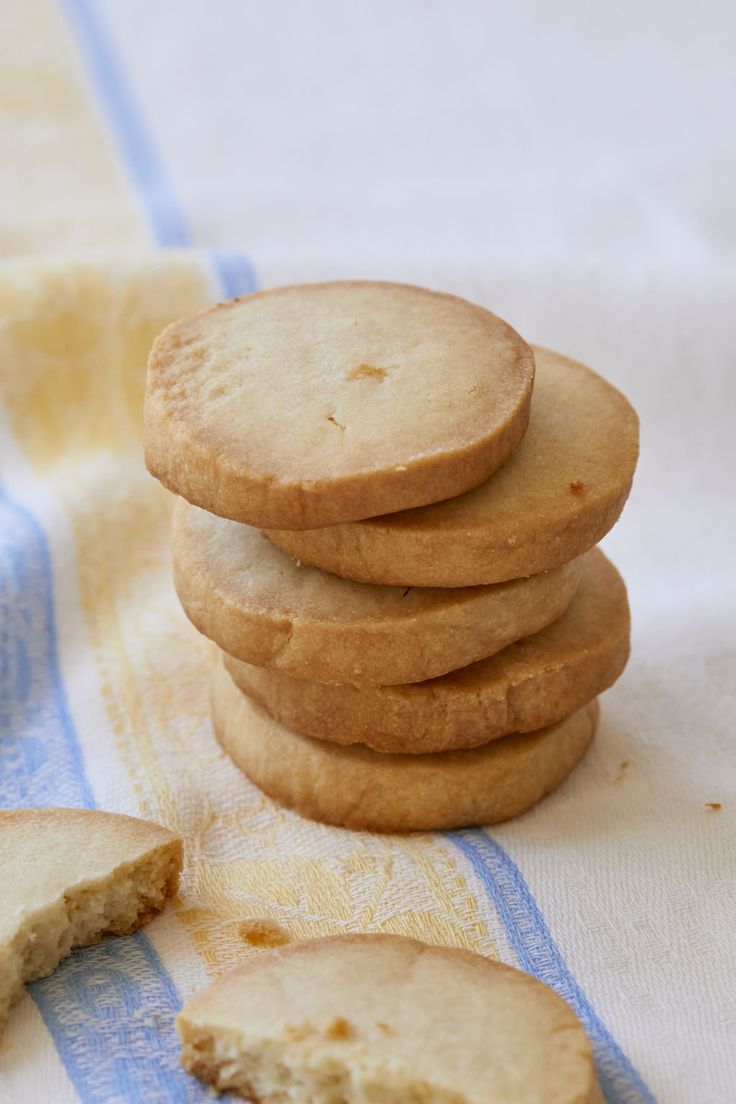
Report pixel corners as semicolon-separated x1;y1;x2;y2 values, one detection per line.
100;0;736;277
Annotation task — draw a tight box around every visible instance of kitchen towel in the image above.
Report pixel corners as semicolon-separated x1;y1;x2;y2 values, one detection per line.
1;2;734;1101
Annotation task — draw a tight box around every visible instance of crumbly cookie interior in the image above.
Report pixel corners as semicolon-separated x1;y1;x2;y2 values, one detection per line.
0;845;179;1029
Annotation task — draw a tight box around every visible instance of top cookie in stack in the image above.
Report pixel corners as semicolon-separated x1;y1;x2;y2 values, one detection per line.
144;280;638;833
144;281;535;529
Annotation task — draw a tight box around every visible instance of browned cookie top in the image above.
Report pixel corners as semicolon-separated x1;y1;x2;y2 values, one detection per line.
145;281;534;528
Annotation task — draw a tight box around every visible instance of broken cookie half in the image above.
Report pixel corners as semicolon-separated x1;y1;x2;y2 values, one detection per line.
178;933;602;1104
0;807;182;1033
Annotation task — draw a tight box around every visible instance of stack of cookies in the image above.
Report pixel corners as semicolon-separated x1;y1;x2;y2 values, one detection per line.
144;281;638;833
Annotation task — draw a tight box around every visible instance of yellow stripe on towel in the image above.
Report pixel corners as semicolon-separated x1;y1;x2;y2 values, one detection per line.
0;0;146;256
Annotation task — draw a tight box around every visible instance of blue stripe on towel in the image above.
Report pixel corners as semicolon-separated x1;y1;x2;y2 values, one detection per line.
0;484;210;1101
210;250;259;300
28;934;205;1104
452;830;657;1104
0;493;93;809
61;0;191;246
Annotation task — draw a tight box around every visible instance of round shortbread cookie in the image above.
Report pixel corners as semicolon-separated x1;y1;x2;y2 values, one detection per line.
178;933;603;1104
224;548;628;753
212;659;599;831
174;499;582;686
265;346;639;585
145;281;535;529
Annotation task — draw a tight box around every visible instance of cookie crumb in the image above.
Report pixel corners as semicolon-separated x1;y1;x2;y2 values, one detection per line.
614;760;630;783
324;1017;354;1040
569;480;586;496
705;802;722;812
346;363;387;381
237;918;290;948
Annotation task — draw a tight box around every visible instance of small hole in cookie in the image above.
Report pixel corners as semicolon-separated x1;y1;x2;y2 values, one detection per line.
324;1017;354;1040
569;480;586;496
